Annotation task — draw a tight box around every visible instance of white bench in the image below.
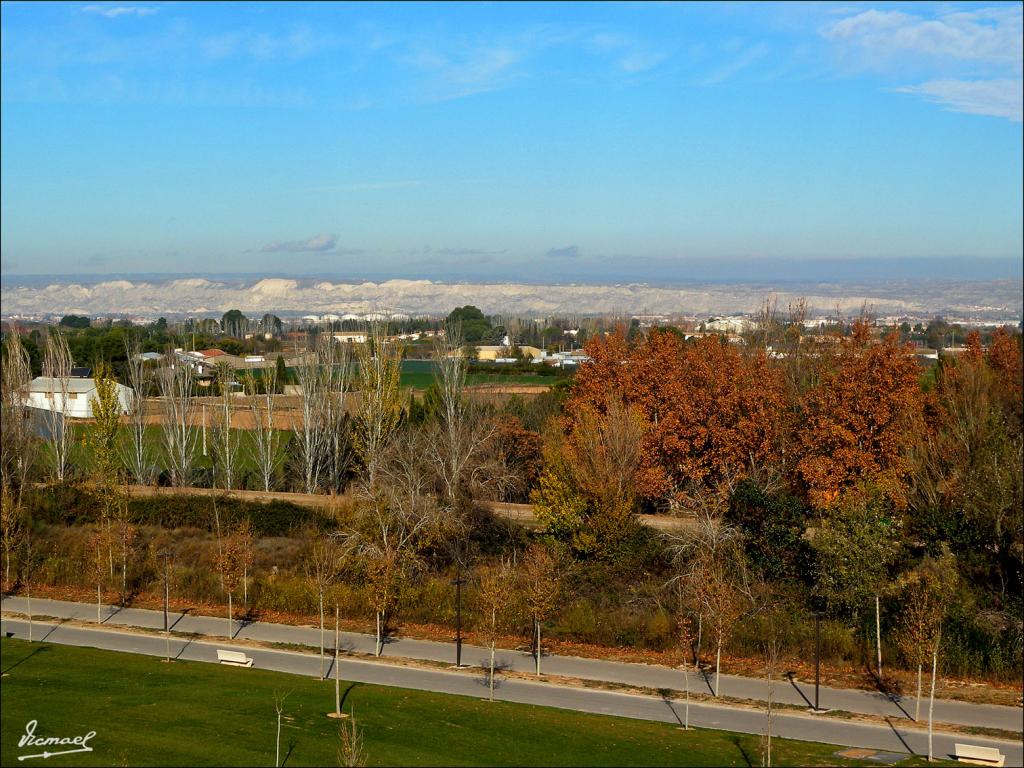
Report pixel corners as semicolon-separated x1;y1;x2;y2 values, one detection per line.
217;649;253;668
954;743;1005;767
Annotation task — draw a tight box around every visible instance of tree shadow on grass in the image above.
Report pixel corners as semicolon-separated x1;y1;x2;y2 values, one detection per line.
1;643;49;675
729;734;754;768
340;682;361;712
281;737;297;767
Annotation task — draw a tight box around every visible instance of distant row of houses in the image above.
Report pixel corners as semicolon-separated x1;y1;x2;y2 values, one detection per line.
471;345;592;367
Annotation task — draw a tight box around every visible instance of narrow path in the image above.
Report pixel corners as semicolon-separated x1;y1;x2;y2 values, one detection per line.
4;596;1019;733
2;618;1020;766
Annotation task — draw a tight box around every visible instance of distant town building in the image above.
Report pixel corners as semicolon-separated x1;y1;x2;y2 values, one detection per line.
704;316;749;333
23;377;134;419
474;345;544;361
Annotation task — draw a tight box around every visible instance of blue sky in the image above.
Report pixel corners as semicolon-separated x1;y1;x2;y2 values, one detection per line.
1;1;1021;282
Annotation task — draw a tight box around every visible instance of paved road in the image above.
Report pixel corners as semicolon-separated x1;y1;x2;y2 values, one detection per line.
2;617;1021;766
4;595;1020;735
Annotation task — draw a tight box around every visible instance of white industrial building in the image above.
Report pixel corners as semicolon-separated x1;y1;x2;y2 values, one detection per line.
23;377;134;419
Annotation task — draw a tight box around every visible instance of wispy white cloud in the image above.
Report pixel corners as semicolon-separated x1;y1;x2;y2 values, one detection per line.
822;7;1022;67
395;22;649;102
893;78;1023;122
589;31;667;75
699;42;769;85
260;234;337;253
618;50;668;75
822;6;1022;121
404;42;525;101
81;5;159;19
201;24;333;61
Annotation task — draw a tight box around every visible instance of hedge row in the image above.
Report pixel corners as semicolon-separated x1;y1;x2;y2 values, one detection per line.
23;485;324;537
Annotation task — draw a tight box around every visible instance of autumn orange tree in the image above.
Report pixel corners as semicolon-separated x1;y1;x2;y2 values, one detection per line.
568;328;788;510
797;322;923;510
986;326;1023;420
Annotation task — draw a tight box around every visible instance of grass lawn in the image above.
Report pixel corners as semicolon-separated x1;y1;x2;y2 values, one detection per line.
0;639;946;767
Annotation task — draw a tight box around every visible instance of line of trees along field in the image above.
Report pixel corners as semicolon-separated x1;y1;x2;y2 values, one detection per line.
1;310;1021;711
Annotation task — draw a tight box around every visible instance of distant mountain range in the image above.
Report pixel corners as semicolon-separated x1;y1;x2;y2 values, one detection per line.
1;276;1021;322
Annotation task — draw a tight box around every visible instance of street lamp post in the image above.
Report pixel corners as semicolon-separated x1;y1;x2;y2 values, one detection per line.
452;573;466;668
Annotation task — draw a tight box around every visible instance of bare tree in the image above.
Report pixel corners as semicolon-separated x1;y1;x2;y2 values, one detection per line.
113;490;137;607
748;295;780;350
896;583;931;722
478;558;516;701
429;322;504;508
22;529;41;643
323;342;353;495
895;552;958;758
336;707;367;767
292;337;350;494
702;558;744;698
1;329;35;496
305;532;344;679
273;690;292;768
782;297;811;393
236;517;255;608
121;334;152;485
676;613;695;731
756;586;789;768
1;483;26;593
212;360;239;490
346;429;444;656
520;543;562;676
331;603;345;719
216;529;245;639
244;368;283;492
88;528;108;623
665;500;742;670
90;362;124;575
353;323;403;487
158;352;197;487
42;327;74;483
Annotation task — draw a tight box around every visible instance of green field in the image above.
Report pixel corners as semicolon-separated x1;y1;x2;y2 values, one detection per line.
400;371;555;389
0;639;944;767
399;359;558;389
